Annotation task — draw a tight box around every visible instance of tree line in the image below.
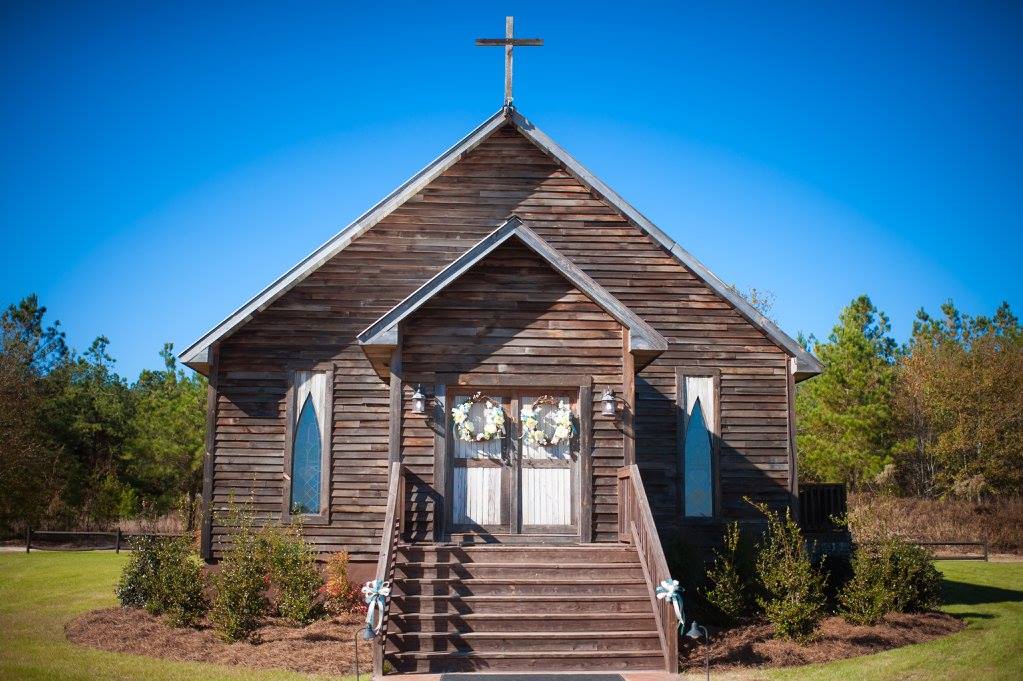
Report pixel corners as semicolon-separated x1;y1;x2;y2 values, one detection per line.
795;295;1022;499
0;295;206;534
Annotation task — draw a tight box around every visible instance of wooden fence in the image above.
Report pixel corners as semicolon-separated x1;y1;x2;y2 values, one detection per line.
24;529;187;553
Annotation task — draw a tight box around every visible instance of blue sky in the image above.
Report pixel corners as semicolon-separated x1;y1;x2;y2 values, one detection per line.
2;1;1020;378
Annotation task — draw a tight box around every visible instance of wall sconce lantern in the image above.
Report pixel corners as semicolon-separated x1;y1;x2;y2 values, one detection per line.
601;387;616;417
411;385;427;415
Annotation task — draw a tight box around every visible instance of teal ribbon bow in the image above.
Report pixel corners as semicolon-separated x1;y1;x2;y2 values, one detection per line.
361;579;391;635
655;578;685;630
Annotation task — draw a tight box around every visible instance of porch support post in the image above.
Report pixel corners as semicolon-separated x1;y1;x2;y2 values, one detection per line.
433;381;447;541
200;343;220;562
388;340;403;464
579;383;593;543
622;330;636;467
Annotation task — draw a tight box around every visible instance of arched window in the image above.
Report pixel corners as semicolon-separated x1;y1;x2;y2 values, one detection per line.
286;370;331;521
683;396;713;517
677;369;719;518
291;395;322;514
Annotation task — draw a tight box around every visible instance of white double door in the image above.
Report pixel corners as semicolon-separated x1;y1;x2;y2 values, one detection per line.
450;391;577;535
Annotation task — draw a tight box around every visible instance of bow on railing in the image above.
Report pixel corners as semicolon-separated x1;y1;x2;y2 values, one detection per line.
655;577;685;631
362;578;391;636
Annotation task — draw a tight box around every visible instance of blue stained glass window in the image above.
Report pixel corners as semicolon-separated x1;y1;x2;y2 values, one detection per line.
290;395;322;514
684;397;713;517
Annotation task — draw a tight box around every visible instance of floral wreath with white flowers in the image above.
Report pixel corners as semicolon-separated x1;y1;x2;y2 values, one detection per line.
521;395;576;447
451;392;506;443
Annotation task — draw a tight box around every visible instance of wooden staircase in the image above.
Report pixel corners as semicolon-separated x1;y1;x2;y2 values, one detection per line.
369;463;678;675
384;543;664;673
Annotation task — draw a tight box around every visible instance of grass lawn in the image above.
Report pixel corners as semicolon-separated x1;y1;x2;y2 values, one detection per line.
0;551;1019;680
0;550;354;681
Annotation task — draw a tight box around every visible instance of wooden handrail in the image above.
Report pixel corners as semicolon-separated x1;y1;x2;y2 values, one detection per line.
617;464;678;673
372;460;406;677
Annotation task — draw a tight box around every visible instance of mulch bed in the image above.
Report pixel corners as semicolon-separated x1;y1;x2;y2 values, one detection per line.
66;607;374;676
679;612;964;671
67;607;963;676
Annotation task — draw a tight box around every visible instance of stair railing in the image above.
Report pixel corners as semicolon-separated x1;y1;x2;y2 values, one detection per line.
370;460;406;677
617;464;678;673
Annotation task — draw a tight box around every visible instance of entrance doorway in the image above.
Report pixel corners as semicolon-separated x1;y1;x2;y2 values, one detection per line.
447;389;578;537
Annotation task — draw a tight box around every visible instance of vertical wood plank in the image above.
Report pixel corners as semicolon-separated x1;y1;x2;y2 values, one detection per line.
786;356;800;518
622;330;636;467
200;344;220;561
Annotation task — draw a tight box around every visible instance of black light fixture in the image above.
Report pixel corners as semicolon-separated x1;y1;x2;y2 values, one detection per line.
411;385;427;414
601;387;616;417
686;620;710;681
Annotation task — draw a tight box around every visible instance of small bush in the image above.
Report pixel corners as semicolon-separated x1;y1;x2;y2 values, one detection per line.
260;524;322;625
211;516;267;641
840;538;942;625
704;522;757;625
150;536;208;627
115;535;207;627
116;535;161;608
322;551;363;617
751;501;827;643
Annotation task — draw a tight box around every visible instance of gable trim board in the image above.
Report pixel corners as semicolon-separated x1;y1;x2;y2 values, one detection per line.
180;105;821;380
356;216;668;378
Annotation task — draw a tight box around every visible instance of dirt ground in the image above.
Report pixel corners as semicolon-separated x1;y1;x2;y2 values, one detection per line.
678;611;964;671
66;607;374;677
68;605;963;677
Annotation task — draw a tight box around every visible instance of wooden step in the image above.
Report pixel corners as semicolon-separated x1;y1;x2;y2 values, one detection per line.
395;561;644;580
388;629;661;653
389;611;657;633
391;593;653;614
391;577;648;597
386;649;664;673
397;544;639;564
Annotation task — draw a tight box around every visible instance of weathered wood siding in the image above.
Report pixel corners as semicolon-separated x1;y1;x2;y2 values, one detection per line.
208;123;793;559
400;239;624;541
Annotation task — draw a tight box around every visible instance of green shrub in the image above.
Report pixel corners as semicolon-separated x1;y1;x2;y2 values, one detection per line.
210;516;267;641
840;538;942;625
115;535;207;627
322;551;364;617
259;524;322;625
751;501;827;643
704;522;757;625
149;536;208;627
115;535;161;608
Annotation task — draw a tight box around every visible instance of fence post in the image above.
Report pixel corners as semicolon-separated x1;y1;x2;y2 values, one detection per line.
25;527;31;553
115;528;122;554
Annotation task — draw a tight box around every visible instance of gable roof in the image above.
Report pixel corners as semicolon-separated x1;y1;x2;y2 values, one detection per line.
180;105;821;380
356;216;669;378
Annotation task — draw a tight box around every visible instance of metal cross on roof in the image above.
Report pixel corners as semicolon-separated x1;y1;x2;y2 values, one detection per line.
476;16;543;107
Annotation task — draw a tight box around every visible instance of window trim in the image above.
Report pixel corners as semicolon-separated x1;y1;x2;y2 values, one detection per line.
282;366;333;524
675;367;721;520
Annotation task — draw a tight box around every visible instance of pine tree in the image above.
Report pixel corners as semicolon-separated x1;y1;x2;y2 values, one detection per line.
796;295;899;489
